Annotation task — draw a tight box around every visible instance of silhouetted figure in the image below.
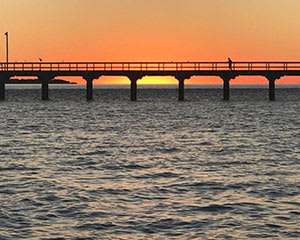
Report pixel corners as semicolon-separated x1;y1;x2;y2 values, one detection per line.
39;58;43;62
228;58;233;70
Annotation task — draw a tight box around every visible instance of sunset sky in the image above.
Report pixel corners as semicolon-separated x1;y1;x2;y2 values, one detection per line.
2;0;300;84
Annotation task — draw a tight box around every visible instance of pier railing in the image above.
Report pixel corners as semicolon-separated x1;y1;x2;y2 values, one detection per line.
1;62;300;72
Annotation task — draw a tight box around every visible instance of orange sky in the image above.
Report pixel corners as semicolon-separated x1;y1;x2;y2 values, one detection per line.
2;0;300;84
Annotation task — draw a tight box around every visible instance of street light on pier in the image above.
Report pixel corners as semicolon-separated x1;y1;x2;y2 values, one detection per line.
4;32;8;70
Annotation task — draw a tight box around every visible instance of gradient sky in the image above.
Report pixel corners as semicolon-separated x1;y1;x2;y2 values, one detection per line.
2;0;300;84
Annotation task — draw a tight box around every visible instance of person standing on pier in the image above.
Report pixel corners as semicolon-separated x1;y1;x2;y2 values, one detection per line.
228;58;233;70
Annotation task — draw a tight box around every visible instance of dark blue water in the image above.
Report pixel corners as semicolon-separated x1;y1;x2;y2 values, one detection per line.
0;87;299;239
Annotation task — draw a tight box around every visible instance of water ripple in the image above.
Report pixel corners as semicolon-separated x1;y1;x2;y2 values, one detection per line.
0;88;299;239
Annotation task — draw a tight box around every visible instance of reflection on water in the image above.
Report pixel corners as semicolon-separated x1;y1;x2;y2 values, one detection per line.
0;88;299;239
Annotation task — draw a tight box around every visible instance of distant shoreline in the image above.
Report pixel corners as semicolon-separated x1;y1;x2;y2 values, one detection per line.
6;79;76;84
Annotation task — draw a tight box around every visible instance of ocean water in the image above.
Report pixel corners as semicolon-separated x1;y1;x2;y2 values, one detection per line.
0;86;299;239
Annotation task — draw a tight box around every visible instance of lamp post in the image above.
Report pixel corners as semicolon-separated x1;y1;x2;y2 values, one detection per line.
4;32;8;70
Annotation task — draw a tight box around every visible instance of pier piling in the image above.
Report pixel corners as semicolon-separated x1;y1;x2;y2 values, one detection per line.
83;75;99;101
178;79;185;101
175;75;190;101
130;79;137;101
42;80;49;100
223;79;230;101
0;74;9;100
128;75;142;101
268;79;275;101
86;78;93;101
0;80;5;100
266;75;281;101
220;75;231;101
39;76;51;100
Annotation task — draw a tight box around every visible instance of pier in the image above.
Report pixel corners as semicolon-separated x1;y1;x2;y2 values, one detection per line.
0;61;299;101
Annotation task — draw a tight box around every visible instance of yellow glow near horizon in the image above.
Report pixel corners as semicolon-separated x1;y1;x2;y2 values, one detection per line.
93;76;177;85
139;77;177;84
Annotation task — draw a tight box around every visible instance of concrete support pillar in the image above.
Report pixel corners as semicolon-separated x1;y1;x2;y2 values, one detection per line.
223;78;230;101
0;79;6;101
128;75;141;101
178;79;185;101
175;75;189;101
265;75;281;101
39;77;51;101
269;79;275;101
83;75;99;101
86;78;93;101
0;74;9;100
130;79;137;101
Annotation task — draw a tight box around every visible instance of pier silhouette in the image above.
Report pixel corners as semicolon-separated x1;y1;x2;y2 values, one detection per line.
0;61;299;101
